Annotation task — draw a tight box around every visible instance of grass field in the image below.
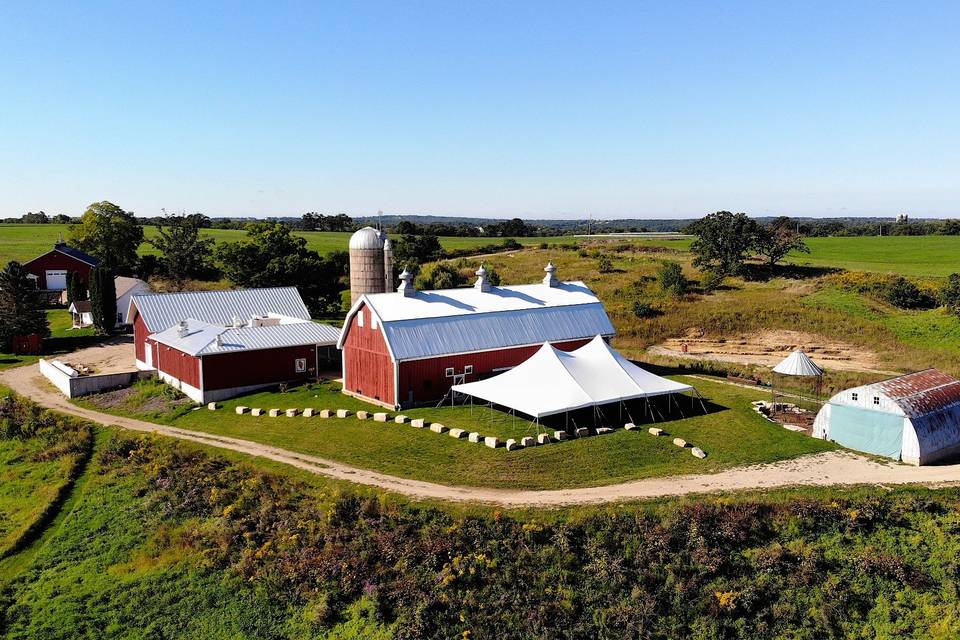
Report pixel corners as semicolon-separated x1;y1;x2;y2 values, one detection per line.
77;375;834;490
0;223;580;264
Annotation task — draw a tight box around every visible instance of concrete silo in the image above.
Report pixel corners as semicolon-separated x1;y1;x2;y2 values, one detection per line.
349;226;391;304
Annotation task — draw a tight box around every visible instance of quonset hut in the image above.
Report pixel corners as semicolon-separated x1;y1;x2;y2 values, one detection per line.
337;263;615;409
812;369;960;465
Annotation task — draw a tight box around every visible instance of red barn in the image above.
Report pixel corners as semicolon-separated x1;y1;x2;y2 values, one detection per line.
127;287;340;403
22;241;100;291
337;264;616;409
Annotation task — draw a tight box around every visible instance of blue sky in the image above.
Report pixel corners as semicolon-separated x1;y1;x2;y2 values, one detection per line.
1;1;958;219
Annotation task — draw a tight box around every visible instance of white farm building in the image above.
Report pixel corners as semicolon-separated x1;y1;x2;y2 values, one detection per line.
813;369;960;465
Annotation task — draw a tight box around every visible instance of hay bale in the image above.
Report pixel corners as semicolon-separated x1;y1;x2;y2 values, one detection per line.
429;423;447;434
553;430;568;441
691;447;707;459
623;422;638;431
302;408;314;417
394;415;408;424
235;406;248;415
319;409;332;418
448;428;466;439
207;402;218;410
250;408;263;417
410;418;426;428
268;409;281;417
336;409;351;418
575;428;589;438
596;427;613;435
468;432;482;443
285;408;298;417
648;427;663;436
484;436;500;448
537;433;551;445
672;437;687;448
520;436;534;447
356;410;369;420
373;412;389;422
505;438;523;451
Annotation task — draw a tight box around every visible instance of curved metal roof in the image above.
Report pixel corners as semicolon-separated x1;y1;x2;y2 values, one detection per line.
349;226;385;250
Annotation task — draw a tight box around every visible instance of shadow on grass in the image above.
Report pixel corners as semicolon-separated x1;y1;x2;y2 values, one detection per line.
741;263;841;282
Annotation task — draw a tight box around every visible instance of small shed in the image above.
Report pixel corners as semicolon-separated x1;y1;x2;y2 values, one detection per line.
68;300;94;328
812;369;960;465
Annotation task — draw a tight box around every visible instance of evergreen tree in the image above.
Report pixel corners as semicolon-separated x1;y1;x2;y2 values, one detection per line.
88;267;117;334
66;272;87;304
0;261;50;350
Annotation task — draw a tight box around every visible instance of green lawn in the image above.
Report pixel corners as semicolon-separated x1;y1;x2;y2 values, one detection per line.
78;376;835;490
0;309;98;372
786;235;960;277
0;223;580;264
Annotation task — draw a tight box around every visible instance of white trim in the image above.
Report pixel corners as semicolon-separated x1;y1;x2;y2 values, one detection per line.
23;247;99;269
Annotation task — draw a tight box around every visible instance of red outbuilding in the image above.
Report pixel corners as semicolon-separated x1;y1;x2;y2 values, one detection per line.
22;241;100;291
337;263;616;409
127;287;340;403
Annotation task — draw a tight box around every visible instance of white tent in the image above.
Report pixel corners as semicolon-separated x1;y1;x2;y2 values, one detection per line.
450;336;694;419
773;350;823;377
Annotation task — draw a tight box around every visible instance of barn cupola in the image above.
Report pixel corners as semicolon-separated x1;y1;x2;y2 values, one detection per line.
543;262;559;287
397;269;416;297
177;320;188;338
474;264;492;292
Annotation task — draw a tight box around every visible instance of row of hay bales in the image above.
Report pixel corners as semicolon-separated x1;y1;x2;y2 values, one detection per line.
628;422;707;458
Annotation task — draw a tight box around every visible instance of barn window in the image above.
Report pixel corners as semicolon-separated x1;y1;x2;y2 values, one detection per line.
873;396;880;405
464;365;473;375
357;310;364;327
851;392;858;401
444;367;455;378
371;315;378;331
295;358;307;373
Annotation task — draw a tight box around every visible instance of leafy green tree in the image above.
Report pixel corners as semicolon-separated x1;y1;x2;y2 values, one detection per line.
88;267;117;334
755;226;809;266
20;211;49;224
68;201;144;273
415;262;466;290
215;223;344;315
657;261;688;296
0;261;50;350
149;213;216;289
688;211;762;276
393;234;443;269
51;214;72;224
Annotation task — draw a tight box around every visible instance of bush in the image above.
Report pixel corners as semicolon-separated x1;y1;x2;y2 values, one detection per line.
415;262;466;290
940;273;960;317
701;270;725;292
597;255;614;273
632;300;659;318
657;261;687;296
880;277;936;310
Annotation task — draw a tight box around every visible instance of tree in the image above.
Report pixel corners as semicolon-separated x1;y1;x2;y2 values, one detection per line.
66;272;87;304
657;261;688;296
88;267;117;334
51;214;72;224
688;211;762;276
21;211;49;224
68;201;144;273
149;213;216;289
215;223;345;315
415;263;466;290
393;234;443;270
0;261;50;350
754;226;809;266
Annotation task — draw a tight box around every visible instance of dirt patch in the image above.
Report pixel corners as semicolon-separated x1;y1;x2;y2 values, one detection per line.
85;382;191;415
52;337;137;375
649;328;891;374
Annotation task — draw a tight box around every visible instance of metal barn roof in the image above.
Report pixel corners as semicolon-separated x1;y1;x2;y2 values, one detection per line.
772;350;824;377
23;243;101;268
131;287;310;332
874;369;960;418
151;318;340;356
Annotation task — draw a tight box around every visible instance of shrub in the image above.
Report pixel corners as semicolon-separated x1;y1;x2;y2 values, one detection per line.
940;273;960;317
701;270;725;292
632;300;659;318
657;261;687;297
597;255;614;273
415;262;466;290
880;277;936;309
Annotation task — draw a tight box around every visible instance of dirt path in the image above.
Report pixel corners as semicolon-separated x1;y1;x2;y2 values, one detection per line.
3;363;959;506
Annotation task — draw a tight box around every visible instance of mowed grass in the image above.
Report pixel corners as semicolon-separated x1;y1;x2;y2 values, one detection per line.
786;235;960;277
78;377;835;490
0;310;97;372
0;223;580;264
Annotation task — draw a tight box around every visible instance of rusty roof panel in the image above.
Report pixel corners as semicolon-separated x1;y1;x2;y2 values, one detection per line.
874;369;960;417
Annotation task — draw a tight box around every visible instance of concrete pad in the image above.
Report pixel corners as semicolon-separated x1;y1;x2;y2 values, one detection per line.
207;402;218;410
268;409;281;417
553;430;568;441
410;418;426;428
285;408;298;417
319;409;332;418
672;437;687;448
336;409;351;418
250;408;263;417
537;433;551;445
596;427;614;435
302;408;314;417
468;432;482;443
235;406;248;415
448;428;466;439
648;427;664;436
373;412;389;422
623;422;638;431
575;428;589;437
520;436;534;447
356;410;369;420
484;436;499;448
429;423;447;434
691;447;707;459
394;415;408;424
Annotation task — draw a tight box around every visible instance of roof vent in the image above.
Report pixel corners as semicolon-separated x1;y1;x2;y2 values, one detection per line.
232;315;243;328
176;320;188;338
474;264;491;292
543;262;559;287
397;269;416;297
215;333;223;347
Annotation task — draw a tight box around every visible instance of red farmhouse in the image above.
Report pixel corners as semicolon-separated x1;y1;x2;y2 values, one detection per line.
128;287;340;403
23;241;100;291
337;263;616;409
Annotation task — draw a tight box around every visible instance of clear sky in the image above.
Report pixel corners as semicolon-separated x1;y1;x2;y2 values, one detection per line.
1;1;958;220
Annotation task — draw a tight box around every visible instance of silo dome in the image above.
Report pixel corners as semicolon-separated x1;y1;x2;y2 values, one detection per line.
349;226;384;250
